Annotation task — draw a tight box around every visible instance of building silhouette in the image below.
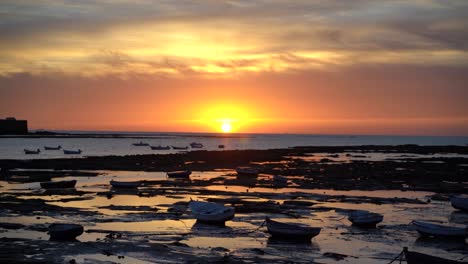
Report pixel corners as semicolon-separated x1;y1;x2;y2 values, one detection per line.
0;117;28;134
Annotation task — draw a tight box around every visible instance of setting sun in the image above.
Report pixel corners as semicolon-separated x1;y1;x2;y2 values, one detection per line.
221;122;232;133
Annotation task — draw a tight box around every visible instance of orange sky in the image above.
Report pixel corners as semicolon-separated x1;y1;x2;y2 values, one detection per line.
1;1;468;135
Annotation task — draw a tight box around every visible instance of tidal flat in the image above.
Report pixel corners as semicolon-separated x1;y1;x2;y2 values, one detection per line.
0;146;467;263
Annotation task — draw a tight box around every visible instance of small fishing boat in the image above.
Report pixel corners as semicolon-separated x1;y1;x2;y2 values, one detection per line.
172;146;189;150
266;217;321;241
63;149;82;154
218;144;225;149
44;145;62;150
24;149;40;154
40;180;77;189
150;145;171;150
412;220;467;238
236;166;259;176
348;210;384;227
403;247;465;264
133;141;149;146
190;142;204;148
451;194;468;212
48;223;84;241
189;200;235;224
167;170;192;178
110;180;143;188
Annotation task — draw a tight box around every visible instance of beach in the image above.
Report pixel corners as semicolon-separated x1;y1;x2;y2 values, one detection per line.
0;145;467;263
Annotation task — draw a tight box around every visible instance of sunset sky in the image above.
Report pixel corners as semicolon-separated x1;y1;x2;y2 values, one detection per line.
1;0;467;135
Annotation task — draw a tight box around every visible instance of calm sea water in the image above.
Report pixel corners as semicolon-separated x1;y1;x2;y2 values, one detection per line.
0;132;467;159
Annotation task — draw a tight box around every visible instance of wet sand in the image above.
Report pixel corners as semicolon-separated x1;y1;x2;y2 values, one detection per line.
0;146;467;263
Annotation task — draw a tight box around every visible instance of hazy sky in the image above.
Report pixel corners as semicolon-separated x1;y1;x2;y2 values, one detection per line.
1;0;467;135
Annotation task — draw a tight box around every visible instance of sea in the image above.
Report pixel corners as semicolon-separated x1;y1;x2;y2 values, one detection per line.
0;132;467;160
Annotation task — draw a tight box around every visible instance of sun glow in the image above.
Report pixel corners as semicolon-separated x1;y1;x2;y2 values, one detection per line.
198;103;251;133
221;122;232;133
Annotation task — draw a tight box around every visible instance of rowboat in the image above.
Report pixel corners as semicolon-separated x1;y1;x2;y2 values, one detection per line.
150;145;171;150
348;210;384;227
451;195;468;212
403;247;465;264
266;217;321;241
189;200;235;224
132;142;149;146
167;170;192;178
412;220;467;238
190;142;204;148
48;223;84;241
63;149;82;154
110;180;142;188
24;149;40;154
44;145;61;150
40;180;77;189
236;166;259;176
172;146;188;150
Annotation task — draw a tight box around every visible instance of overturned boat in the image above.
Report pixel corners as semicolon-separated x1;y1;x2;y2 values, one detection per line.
348;210;384;227
189;200;235;224
403;247;465;264
412;220;467;239
48;223;84;241
110;180;143;188
266;217;321;241
40;180;77;189
167;170;192;178
451;195;468;212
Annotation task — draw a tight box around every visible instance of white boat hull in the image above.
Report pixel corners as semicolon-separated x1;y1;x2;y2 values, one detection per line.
412;220;467;238
349;211;383;227
189;201;235;224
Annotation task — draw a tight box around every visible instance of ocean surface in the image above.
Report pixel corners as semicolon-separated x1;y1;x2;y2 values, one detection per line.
1;132;467;160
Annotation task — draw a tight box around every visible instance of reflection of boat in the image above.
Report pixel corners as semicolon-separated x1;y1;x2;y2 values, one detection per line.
24;149;40;154
266;217;321;241
167;170;192;178
44;145;62;150
189;200;235;224
150;145;171;150
49;224;84;241
412;220;467;238
63;149;82;154
40;180;77;189
348;210;383;227
133;142;149;146
236;167;259;176
190;142;204;148
172;146;188;150
110;180;142;188
451;195;468;212
403;247;465;264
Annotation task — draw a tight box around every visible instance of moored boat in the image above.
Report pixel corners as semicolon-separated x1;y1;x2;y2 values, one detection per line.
150;145;171;150
167;170;192;178
44;145;62;150
133;141;149;146
412;220;467;238
24;149;40;154
40;180;77;189
48;223;84;241
63;149;82;154
236;166;259;176
189;200;235;224
403;247;465;264
266;217;321;241
348;210;384;227
172;146;188;150
190;142;204;148
218;144;225;149
451;195;468;212
110;180;143;188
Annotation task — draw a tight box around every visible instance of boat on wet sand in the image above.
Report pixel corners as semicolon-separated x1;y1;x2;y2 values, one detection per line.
265;217;321;241
110;180;143;188
63;149;82;154
236;166;259;176
412;220;467;238
348;210;384;227
44;145;62;150
167;170;192;178
451;195;468;212
48;224;84;241
24;149;40;154
189;200;235;224
40;180;77;189
403;247;465;264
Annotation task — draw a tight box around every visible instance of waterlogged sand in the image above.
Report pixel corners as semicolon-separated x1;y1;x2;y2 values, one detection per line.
0;146;467;263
